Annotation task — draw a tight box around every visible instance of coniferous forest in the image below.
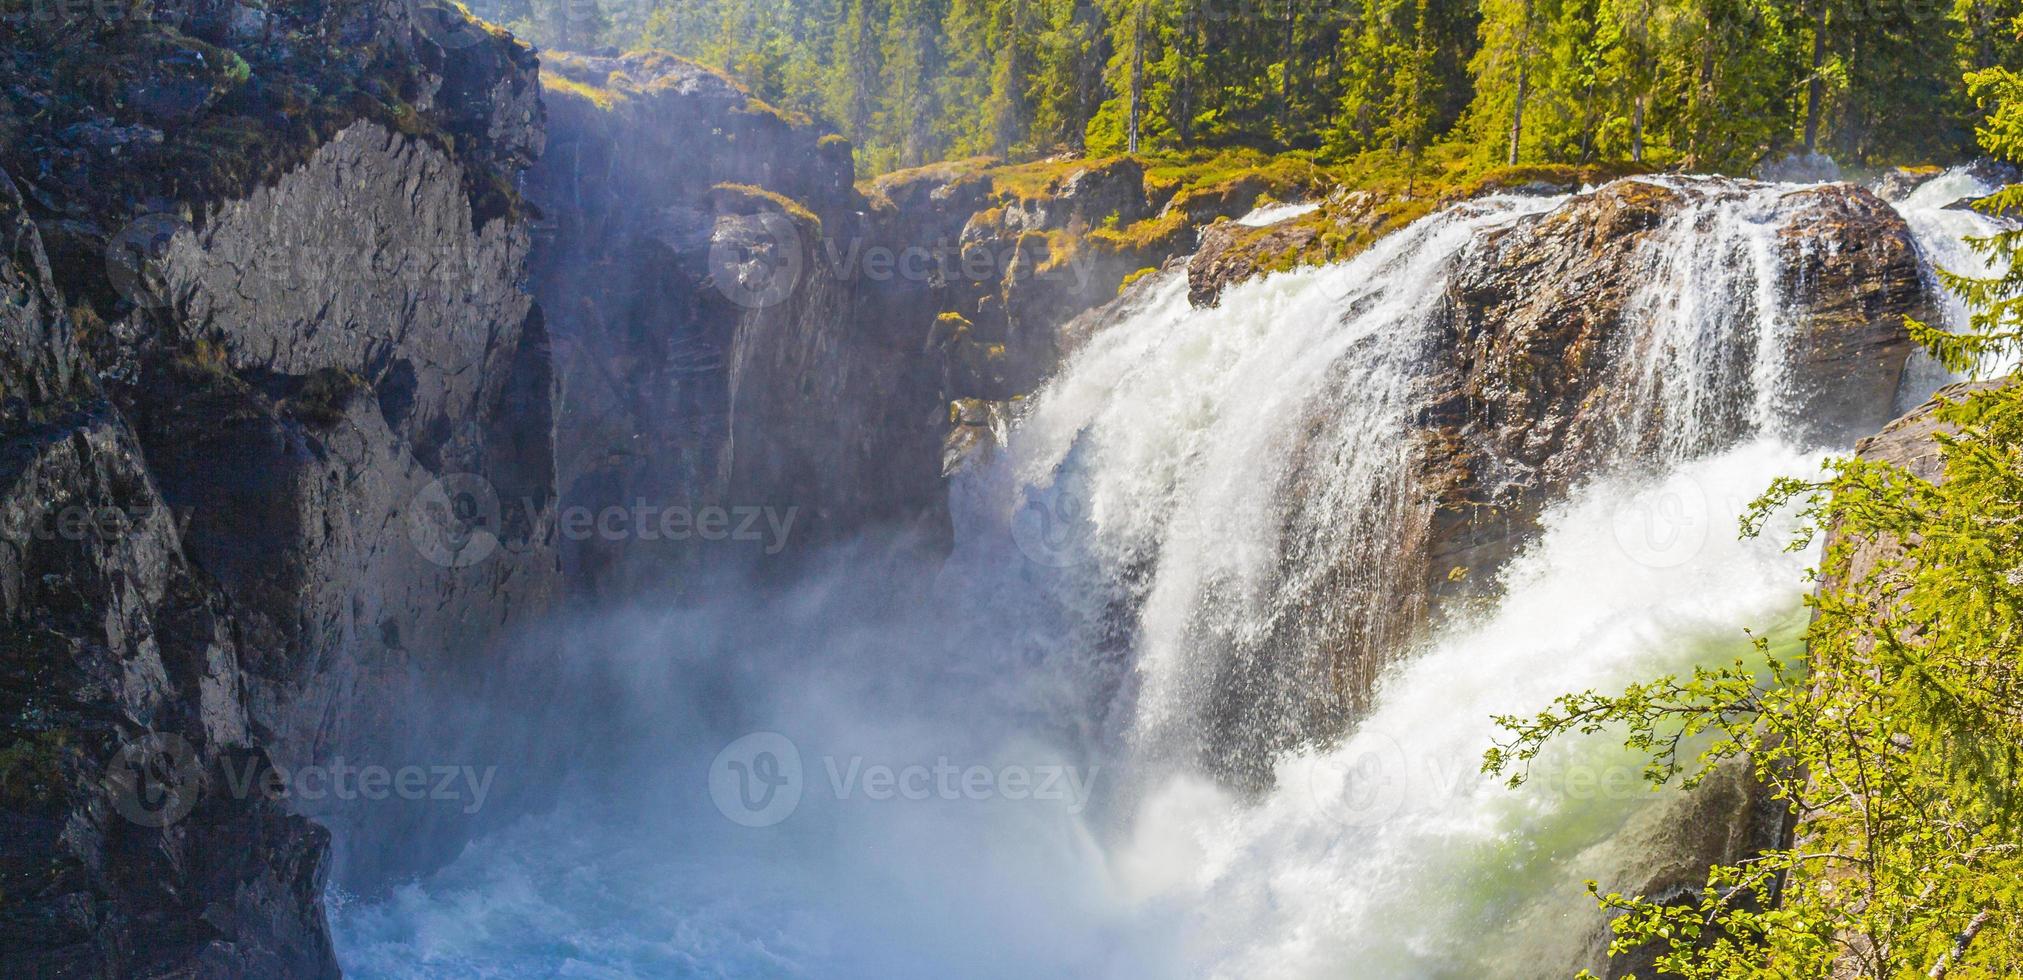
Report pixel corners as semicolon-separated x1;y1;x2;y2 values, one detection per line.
479;0;2019;173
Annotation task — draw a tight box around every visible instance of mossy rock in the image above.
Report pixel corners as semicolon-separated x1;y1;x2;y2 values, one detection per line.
283;368;369;429
706;183;823;235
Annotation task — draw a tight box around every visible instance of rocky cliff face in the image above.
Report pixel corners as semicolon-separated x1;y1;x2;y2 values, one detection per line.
527;57;1306;596
2;164;342;979
528;52;937;596
2;2;554;973
1419;179;1925;606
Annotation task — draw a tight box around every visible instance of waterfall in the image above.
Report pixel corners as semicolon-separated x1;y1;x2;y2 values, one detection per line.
333;172;1978;978
1891;169;2014;396
992;196;1563;779
960;177;1830;975
983;178;1839;788
1614;178;1797;457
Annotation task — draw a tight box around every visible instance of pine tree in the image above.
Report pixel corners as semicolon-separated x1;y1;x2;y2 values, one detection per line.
829;0;885;145
1485;69;2023;979
878;0;950;170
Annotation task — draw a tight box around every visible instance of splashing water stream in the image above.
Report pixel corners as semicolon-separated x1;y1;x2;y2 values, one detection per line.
333;169;1998;978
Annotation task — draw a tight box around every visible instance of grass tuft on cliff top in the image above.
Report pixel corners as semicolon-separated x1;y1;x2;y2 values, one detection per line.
708;183;823;233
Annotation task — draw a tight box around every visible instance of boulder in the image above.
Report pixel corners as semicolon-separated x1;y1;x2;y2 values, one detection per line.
1419;179;1926;608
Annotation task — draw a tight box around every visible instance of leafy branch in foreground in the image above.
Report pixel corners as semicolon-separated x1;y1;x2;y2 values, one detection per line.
1483;66;2023;980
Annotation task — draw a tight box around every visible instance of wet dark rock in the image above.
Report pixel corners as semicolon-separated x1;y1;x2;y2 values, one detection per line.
1;168;339;979
1;3;556;972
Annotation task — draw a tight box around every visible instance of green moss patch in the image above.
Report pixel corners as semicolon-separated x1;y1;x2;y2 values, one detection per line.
708;183;823;234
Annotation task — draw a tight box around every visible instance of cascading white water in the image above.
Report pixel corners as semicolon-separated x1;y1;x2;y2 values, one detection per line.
1234;200;1323;227
333;171;1985;978
1617;178;1797;455
1892;168;2014;397
977;175;1830;977
1103;442;1818;978
998;196;1562;770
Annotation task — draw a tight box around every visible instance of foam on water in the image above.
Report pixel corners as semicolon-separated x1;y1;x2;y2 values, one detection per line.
1103;440;1820;978
1233;201;1322;227
1895;167;2015;395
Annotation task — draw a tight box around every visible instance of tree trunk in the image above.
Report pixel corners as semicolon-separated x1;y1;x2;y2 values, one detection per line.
1129;1;1146;154
1690;23;1716;165
1279;0;1296;142
1803;0;1826;153
1508;0;1533;166
1176;0;1195;147
1631;93;1645;162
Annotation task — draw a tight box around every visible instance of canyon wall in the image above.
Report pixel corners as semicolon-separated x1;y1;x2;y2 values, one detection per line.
526;55;1305;597
1;2;552;972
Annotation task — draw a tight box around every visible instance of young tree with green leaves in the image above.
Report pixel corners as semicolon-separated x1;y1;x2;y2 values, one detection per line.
1484;66;2023;979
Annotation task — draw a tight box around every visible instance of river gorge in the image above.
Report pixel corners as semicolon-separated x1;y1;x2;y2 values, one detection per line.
2;11;2016;978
